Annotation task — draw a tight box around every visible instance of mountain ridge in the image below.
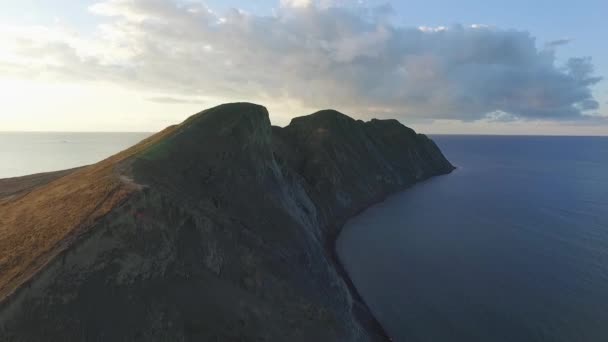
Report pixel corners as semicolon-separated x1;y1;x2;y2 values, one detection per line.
0;103;454;341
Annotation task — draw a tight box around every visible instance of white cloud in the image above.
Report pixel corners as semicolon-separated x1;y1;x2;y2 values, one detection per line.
418;26;447;32
280;0;314;8
0;0;603;123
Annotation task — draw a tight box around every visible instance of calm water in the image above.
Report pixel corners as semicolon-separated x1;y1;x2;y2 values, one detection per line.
0;132;151;179
338;136;608;342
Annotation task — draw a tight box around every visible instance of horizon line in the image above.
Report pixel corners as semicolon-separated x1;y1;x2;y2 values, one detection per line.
1;130;607;137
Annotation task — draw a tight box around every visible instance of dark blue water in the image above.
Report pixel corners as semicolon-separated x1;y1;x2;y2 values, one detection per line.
0;132;151;178
337;136;608;342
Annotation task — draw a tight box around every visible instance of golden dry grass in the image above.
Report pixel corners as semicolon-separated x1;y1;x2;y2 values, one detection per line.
0;168;80;200
0;126;177;301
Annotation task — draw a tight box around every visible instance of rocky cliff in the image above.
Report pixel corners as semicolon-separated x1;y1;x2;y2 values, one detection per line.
0;103;453;341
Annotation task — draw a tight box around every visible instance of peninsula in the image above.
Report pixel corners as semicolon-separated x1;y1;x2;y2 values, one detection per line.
0;103;453;341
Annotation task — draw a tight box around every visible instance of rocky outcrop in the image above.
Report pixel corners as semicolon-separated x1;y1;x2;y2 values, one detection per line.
0;103;453;341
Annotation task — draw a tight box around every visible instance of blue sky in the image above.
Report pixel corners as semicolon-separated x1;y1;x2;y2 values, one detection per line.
0;0;606;134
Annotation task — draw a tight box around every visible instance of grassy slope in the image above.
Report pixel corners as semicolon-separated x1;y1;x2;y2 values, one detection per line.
0;126;177;301
0;169;81;200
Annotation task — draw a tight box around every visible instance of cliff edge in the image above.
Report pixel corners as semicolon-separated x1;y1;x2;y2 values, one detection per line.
0;103;453;341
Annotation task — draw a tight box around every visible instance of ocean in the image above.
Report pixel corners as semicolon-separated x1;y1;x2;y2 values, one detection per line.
337;135;608;342
0;132;151;179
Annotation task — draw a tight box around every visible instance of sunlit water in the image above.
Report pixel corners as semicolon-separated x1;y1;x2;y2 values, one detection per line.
0;132;151;179
338;136;608;342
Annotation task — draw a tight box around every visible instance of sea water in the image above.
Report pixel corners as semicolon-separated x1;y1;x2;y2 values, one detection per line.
338;136;608;342
0;132;151;178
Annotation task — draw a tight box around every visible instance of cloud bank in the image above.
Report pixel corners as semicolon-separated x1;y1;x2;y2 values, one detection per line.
1;0;603;121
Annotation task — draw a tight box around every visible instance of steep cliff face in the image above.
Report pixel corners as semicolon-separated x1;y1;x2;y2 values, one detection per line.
0;103;453;341
274;110;453;239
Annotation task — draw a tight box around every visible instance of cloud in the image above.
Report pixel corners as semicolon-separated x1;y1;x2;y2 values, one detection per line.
280;0;313;8
545;38;572;48
146;96;205;104
0;0;603;122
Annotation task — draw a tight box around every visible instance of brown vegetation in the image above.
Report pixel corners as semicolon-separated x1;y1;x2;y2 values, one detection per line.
0;126;177;301
0;168;80;201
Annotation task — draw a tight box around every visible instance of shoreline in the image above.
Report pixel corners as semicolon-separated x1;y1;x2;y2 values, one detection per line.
328;167;457;341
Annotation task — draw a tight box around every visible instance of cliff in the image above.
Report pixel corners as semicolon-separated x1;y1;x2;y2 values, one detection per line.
0;103;453;341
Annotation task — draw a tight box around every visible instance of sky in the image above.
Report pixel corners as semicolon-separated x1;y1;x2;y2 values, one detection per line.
0;0;606;135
